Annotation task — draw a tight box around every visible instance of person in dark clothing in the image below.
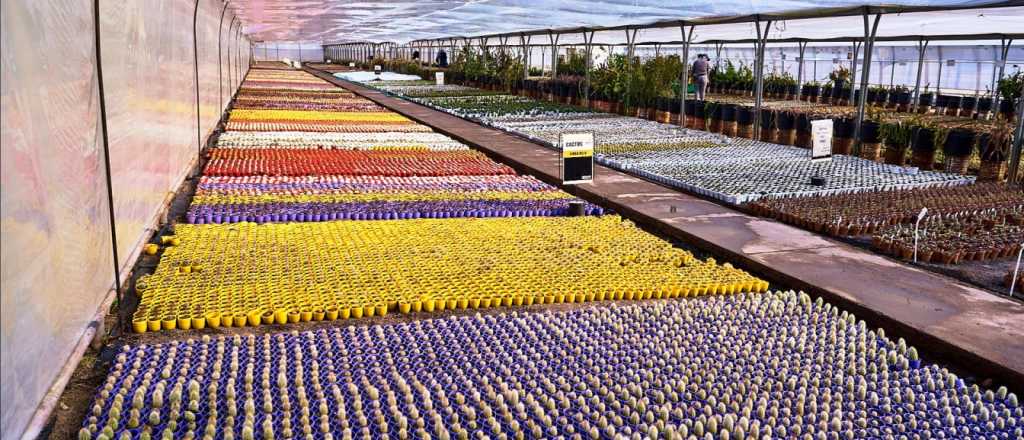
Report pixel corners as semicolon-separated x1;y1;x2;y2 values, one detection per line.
435;49;448;68
412;50;420;61
692;54;710;101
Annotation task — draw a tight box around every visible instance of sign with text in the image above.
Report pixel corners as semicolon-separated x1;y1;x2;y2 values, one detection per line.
435;72;445;85
349;62;356;67
811;119;833;162
559;132;594;184
373;65;381;75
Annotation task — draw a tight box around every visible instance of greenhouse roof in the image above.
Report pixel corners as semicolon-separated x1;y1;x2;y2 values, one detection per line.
229;0;1022;44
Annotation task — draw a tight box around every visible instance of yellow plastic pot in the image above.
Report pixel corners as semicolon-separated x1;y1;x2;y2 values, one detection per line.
275;309;288;324
206;312;221;328
313;309;326;321
300;309;313;322
132;320;148;334
325;306;339;320
162;318;177;330
288;311;300;323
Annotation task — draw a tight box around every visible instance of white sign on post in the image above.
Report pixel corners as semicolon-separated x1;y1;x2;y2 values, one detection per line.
811;119;833;162
559;132;595;185
374;65;382;75
348;62;356;67
435;72;445;86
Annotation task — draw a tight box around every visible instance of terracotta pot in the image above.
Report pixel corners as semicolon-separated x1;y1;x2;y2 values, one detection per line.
944;156;970;175
709;119;722;133
833;138;853;155
978;161;1007;181
721;121;737;137
911;150;937;171
760;128;776;143
795;131;812;149
859;142;883;162
737;124;754;139
883;147;907;166
777;129;797;146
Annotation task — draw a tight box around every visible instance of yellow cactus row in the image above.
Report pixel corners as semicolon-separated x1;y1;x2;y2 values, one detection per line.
229;109;411;123
132;216;767;332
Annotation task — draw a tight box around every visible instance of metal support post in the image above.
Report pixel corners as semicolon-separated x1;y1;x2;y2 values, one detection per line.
679;24;695;126
849;40;862;103
548;31;560;78
912;39;929;112
993;38;1014;115
853;12;882;155
753;20;772;140
796;41;808;98
583;30;595;107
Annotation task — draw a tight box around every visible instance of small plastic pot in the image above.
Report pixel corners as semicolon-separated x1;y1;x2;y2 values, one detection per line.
942;128;975;158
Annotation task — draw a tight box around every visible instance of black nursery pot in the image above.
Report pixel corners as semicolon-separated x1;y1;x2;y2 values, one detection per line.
787;85;799;96
670;98;682;115
709;104;723;120
721;104;736;122
860;121;881;143
834;118;854;138
941;94;961;109
736;107;754;124
935;94;949;108
776;111;795;130
684;100;696;116
759;109;775;128
694;101;706;118
943;129;975;157
866;89;878;103
919;93;934;107
897;91;912;105
960;96;977;112
912;127;937;152
977;97;993;113
796;113;812;133
874;90;889;104
999;98;1017;115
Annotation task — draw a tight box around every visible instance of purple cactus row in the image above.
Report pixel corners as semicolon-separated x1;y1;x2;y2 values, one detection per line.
81;292;1022;440
187;199;604;224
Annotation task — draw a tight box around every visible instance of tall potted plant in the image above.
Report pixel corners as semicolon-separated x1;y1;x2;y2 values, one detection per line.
978;125;1012;181
998;71;1022;121
881;119;914;166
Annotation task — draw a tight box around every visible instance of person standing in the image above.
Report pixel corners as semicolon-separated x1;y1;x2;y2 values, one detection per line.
692;54;709;101
435;49;448;68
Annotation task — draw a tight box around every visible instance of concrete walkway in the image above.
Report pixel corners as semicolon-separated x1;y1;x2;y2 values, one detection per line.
307;67;1024;390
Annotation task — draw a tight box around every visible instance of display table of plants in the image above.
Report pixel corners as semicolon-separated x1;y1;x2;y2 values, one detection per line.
87;291;1021;440
360;80;974;204
749;183;1024;264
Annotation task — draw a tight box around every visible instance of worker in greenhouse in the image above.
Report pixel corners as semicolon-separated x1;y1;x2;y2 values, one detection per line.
435;49;448;67
692;54;709;101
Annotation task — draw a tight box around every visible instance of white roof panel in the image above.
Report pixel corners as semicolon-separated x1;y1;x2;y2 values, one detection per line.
228;1;1020;44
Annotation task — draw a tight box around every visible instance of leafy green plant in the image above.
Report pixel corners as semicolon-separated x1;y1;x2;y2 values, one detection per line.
997;71;1023;102
828;66;851;86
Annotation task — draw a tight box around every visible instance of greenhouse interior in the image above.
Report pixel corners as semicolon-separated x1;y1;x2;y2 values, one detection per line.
4;1;1024;439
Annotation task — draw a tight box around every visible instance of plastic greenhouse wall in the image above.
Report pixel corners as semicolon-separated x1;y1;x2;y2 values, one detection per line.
0;1;250;438
252;41;325;63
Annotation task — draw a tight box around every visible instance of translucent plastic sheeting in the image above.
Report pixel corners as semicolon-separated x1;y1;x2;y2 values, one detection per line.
252;41;325;63
1;1;249;438
1;1;113;438
227;0;1015;43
